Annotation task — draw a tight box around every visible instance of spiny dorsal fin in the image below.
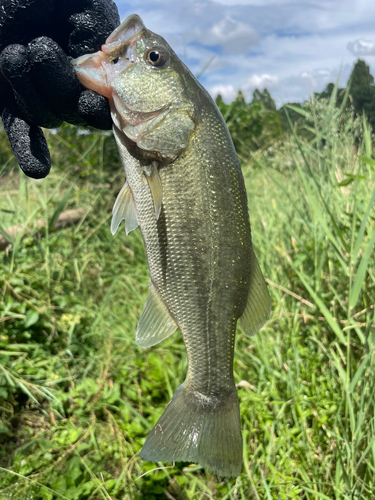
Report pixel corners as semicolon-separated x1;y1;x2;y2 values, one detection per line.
239;249;271;336
111;181;138;235
144;161;163;220
136;283;177;348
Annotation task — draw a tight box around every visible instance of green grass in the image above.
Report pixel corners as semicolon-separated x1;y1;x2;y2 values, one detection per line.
0;96;374;499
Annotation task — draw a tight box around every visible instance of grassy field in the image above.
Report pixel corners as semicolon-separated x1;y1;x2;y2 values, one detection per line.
0;93;374;499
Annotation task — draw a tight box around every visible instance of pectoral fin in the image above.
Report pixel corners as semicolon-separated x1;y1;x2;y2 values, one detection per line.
136;284;178;348
239;249;271;336
144;162;163;220
111;182;138;235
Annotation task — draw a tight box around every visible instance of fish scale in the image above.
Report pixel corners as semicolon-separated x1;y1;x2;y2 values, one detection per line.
140;104;251;395
72;13;271;477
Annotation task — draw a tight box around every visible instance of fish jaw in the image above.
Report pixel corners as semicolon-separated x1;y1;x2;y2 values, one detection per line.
103;14;145;52
72;46;140;101
71;14;146;100
72;13;195;157
72;51;113;99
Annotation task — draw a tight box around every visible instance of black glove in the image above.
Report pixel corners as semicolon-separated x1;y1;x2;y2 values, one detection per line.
0;0;120;179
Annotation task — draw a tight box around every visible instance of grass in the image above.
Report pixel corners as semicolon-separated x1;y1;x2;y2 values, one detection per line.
0;95;374;499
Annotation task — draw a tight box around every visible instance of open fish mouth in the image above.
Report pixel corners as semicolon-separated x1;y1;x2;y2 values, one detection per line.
103;14;145;53
71;14;145;98
72;13;173;130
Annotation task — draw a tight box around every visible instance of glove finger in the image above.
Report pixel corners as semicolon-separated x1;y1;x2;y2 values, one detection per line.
0;1;120;56
68;1;120;57
28;37;85;126
77;90;112;130
0;0;55;51
0;71;13;116
2;105;51;179
28;38;112;129
0;44;62;128
48;0;118;55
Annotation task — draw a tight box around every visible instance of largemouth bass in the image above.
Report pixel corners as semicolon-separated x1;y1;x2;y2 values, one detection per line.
72;14;271;478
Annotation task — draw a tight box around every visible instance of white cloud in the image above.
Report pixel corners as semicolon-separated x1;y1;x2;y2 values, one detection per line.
278;65;350;103
210;0;294;4
210;74;278;101
244;74;279;90
116;0;375;105
195;17;258;53
300;69;330;81
347;39;375;56
210;84;237;101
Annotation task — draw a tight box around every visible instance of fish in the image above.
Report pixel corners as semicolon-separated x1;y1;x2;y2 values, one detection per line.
72;14;271;478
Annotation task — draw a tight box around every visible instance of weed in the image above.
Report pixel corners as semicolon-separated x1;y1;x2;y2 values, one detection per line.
0;93;374;498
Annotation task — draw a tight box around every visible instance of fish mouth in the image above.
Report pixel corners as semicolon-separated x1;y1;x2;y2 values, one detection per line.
103;14;145;54
72;51;112;97
72;14;170;131
71;14;146;99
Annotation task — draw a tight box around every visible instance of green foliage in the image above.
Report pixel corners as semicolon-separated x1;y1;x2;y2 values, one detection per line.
315;59;375;132
349;60;375;132
46;123;121;178
0;126;15;172
351;59;374;88
314;83;347;110
247;91;375;498
216;88;284;160
0;93;374;499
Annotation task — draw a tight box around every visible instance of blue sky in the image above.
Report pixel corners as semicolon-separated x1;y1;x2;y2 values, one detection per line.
115;0;375;106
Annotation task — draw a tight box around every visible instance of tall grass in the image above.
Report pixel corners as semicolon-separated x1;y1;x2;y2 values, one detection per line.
243;91;375;499
0;95;374;499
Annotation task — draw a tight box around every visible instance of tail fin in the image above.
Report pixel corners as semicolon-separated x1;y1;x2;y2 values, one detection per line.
140;383;242;478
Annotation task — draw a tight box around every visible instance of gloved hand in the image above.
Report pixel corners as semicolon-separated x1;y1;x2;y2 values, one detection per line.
0;0;120;178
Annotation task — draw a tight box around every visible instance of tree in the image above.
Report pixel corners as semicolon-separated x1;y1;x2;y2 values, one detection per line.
349;59;375;130
215;89;283;159
314;82;347;110
351;59;374;89
312;60;375;130
252;88;277;111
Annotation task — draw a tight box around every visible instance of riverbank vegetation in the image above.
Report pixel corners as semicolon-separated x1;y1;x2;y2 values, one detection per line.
0;64;374;499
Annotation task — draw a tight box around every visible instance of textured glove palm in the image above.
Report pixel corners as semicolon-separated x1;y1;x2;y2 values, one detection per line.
0;0;120;178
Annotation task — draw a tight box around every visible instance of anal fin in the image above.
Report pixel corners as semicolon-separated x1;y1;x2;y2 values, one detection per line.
136;283;177;348
111;181;138;235
239;249;271;336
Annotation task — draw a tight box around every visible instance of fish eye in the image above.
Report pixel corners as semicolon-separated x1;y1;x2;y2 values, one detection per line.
112;57;119;64
146;48;166;67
